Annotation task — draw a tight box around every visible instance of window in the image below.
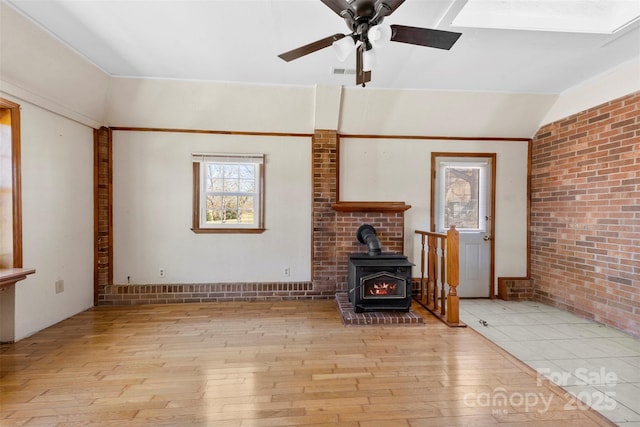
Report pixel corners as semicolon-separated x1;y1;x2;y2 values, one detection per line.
192;153;265;233
437;161;487;232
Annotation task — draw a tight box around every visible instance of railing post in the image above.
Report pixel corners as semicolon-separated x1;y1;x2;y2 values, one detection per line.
428;235;437;310
439;237;447;317
419;233;426;301
446;225;460;324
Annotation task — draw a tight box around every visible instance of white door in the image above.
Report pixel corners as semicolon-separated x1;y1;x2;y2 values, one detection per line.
434;156;493;298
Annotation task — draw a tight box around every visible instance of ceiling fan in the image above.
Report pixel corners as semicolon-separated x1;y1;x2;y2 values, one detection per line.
278;0;462;87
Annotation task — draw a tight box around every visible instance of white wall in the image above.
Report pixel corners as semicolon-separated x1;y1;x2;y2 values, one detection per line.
0;2;109;128
106;78;562;138
340;137;529;289
107;77;315;134
1;2;104;341
541;58;640;126
13;99;95;341
112;131;312;284
339;88;558;138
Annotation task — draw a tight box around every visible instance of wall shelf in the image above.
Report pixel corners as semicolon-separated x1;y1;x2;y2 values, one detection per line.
331;202;411;212
0;268;36;291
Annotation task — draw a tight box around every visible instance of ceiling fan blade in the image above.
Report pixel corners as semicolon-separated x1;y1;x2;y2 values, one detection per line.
320;0;353;16
390;24;462;50
278;34;346;62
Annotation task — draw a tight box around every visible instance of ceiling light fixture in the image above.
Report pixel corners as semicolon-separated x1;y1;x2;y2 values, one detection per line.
332;36;356;62
278;0;462;88
368;23;392;48
363;48;376;71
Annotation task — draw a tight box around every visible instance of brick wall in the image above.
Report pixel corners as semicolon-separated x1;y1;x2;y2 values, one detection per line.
311;130;339;295
312;130;407;294
98;282;314;305
94;127;111;305
530;92;640;335
334;212;405;290
498;277;534;301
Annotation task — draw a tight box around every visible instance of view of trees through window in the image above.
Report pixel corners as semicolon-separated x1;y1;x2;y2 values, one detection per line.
205;163;256;224
443;166;480;230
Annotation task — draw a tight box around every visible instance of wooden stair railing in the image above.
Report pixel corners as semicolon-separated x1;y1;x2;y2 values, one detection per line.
414;226;465;327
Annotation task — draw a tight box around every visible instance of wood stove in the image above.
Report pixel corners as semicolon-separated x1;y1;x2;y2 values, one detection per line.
347;225;413;313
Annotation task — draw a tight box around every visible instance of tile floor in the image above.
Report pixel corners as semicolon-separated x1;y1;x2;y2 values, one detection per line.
460;299;640;427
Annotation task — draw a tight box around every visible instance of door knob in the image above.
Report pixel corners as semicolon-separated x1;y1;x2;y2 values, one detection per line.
483;236;492;241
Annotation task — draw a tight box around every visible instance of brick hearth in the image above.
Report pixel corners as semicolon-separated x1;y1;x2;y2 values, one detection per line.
335;293;424;326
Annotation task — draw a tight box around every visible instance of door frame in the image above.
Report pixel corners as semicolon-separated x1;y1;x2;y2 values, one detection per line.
0;98;23;268
430;152;496;299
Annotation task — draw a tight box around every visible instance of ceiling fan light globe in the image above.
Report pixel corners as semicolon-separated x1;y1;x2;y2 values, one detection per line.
368;24;392;48
332;36;355;62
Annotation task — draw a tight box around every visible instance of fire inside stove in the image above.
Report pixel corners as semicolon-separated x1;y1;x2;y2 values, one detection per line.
368;282;397;296
361;272;406;300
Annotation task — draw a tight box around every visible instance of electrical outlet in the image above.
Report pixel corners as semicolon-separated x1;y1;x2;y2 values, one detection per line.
159;268;166;278
55;279;64;294
283;267;290;277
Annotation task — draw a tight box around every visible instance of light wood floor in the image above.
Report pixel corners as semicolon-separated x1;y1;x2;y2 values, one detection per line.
0;300;614;426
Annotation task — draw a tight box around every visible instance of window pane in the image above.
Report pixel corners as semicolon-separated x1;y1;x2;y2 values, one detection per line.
238;165;255;179
223;165;239;178
207;178;223;192
444;167;480;229
239;179;255;192
238;195;253;210
206;210;223;223
238;210;254;224
223;178;239;192
223;196;238;222
223;196;238;210
206;195;222;210
207;164;223;178
239;197;255;225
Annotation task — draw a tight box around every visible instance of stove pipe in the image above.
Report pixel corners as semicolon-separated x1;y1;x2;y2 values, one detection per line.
356;224;382;256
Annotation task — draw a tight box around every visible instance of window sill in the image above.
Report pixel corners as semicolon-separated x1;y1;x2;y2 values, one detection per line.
191;227;266;234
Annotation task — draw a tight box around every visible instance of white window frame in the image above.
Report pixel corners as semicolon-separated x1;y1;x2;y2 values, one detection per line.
192;153;265;234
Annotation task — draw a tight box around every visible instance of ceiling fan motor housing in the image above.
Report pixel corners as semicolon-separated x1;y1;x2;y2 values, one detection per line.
355;0;376;20
349;0;387;35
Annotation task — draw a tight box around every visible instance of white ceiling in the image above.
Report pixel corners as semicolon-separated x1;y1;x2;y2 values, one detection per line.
6;0;640;93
